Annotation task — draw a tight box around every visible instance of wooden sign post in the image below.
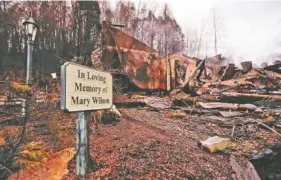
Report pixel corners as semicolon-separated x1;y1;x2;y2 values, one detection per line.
60;62;113;177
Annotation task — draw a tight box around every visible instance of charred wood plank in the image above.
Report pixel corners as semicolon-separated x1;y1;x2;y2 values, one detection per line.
221;92;281;102
197;102;257;111
181;59;205;89
220;63;235;81
181;107;220;115
263;63;281;73
114;100;146;108
219;111;244;118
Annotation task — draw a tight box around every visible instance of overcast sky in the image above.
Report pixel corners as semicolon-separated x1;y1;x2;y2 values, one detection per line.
167;0;281;65
109;0;281;66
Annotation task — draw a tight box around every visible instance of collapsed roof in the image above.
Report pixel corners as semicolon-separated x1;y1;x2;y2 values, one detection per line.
100;21;234;91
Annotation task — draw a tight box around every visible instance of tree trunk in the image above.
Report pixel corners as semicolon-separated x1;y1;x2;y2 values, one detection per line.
213;7;217;55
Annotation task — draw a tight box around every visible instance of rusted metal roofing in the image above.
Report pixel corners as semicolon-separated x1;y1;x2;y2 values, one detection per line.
101;21;167;90
100;21;219;91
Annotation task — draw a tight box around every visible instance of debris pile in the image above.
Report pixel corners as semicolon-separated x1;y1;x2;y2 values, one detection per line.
62;23;281;178
112;56;281;179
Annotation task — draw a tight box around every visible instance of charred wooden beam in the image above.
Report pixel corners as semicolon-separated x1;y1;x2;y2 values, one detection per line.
241;61;253;73
197;102;257;111
221;92;281;102
263;63;281;73
181;59;205;89
220;63;235;81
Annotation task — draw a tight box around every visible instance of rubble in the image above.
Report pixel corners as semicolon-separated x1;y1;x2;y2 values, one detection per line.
108;52;281;177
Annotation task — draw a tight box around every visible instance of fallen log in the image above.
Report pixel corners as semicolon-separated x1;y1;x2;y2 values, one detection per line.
221;92;281;101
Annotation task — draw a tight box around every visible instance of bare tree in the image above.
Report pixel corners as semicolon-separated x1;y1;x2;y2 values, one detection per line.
185;27;206;58
196;22;206;57
211;6;225;56
205;39;208;58
212;6;218;55
185;29;194;56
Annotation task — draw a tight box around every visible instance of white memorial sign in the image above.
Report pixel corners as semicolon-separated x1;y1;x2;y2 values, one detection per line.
61;62;113;112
